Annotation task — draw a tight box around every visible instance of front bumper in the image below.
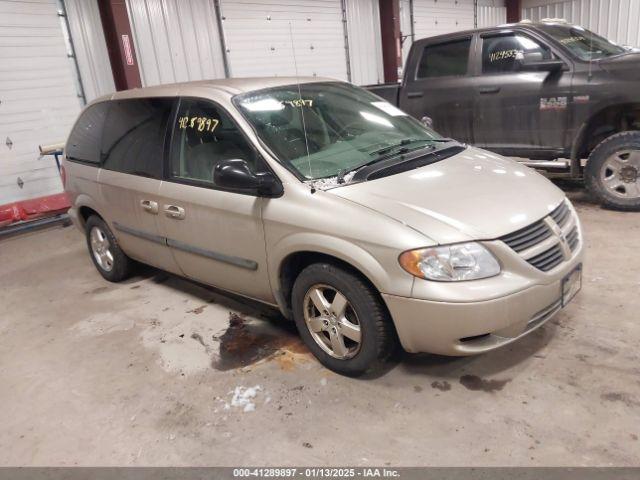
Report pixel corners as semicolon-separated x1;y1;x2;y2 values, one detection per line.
383;238;584;356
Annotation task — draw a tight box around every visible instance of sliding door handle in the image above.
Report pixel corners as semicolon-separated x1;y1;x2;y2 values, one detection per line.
479;86;501;94
140;199;158;214
163;205;186;220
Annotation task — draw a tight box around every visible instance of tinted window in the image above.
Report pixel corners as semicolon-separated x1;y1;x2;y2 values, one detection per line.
66;102;109;164
417;39;471;78
540;24;624;61
482;34;552;74
101;98;174;178
170;98;258;185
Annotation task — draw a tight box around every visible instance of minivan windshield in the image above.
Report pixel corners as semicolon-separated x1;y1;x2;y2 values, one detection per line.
236;82;445;180
540;24;626;61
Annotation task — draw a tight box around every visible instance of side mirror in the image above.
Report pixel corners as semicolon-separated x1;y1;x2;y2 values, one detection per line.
520;58;565;72
213;158;282;197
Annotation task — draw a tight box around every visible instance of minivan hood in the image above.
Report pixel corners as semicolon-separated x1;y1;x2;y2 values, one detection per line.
330;147;565;244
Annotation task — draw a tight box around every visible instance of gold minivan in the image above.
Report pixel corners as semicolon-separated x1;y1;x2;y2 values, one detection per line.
64;77;584;376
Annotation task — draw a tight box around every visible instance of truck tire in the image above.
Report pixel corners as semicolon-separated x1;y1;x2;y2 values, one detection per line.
291;262;397;376
585;131;640;211
85;215;133;282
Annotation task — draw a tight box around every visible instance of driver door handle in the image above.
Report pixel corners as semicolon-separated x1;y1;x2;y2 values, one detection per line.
479;86;501;94
140;199;158;214
163;204;186;220
407;91;424;98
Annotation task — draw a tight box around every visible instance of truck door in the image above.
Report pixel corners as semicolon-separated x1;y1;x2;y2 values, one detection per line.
399;36;476;143
473;31;573;157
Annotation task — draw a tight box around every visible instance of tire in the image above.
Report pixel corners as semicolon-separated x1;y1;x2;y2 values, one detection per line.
585;131;640;211
85;215;133;282
291;262;397;376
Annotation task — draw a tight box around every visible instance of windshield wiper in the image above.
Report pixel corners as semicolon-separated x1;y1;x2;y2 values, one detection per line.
368;138;433;157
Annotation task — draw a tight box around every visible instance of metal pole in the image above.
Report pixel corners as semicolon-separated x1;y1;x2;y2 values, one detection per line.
214;0;232;78
57;0;87;105
341;0;352;82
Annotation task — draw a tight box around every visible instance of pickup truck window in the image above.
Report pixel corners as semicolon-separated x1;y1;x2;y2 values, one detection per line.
416;38;471;79
539;24;625;60
236;82;442;180
482;33;552;74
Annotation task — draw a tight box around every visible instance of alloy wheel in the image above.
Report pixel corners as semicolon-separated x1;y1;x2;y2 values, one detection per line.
89;226;114;272
302;284;362;359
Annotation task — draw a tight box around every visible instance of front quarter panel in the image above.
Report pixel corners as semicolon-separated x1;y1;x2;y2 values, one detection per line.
263;184;433;300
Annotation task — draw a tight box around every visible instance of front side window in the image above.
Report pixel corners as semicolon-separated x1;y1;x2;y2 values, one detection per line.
540;24;625;61
417;38;471;78
482;34;552;74
236;82;444;180
170;98;258;185
101;98;174;178
66;102;109;164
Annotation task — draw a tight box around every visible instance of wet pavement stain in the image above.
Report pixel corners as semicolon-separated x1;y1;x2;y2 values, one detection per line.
601;392;640;407
211;313;307;371
188;305;207;315
85;286;109;295
459;375;511;393
431;380;452;392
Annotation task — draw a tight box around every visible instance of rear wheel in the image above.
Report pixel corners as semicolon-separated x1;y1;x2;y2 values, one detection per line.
85;215;133;282
291;262;397;376
585;131;640;211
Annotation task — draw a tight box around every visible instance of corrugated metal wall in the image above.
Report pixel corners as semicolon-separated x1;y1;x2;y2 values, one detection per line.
126;0;227;86
64;0;115;101
412;0;475;39
478;5;507;27
219;0;348;80
523;0;640;47
345;0;384;85
0;0;82;206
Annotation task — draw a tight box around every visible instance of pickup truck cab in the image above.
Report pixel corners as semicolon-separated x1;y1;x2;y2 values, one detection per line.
368;20;640;210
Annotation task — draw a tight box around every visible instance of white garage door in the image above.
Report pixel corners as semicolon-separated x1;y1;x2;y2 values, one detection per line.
412;0;475;40
219;0;349;80
0;0;82;207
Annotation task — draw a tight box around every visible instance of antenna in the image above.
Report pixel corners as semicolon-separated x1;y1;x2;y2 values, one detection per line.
288;21;313;179
588;27;594;80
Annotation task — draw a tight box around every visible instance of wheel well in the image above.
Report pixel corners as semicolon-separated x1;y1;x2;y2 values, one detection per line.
78;206;101;228
278;251;380;318
577;104;640;160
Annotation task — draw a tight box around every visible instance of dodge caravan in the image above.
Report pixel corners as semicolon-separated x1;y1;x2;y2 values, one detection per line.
63;78;584;376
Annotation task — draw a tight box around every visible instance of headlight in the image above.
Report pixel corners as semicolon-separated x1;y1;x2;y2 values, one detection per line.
399;242;500;281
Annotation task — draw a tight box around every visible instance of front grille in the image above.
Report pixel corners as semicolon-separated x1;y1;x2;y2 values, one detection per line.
528;244;564;271
500;218;552;253
549;201;571;227
499;200;580;272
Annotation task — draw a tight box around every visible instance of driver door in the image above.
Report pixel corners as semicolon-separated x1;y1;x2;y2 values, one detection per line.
157;97;272;302
473;31;573;156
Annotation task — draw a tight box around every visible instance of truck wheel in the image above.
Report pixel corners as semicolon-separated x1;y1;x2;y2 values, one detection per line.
585;131;640;211
85;215;133;282
291;262;397;376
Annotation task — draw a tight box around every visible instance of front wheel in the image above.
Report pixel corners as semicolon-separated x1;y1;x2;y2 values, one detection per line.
585;131;640;211
291;262;397;376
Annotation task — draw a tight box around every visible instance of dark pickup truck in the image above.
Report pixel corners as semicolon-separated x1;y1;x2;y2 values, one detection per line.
368;20;640;210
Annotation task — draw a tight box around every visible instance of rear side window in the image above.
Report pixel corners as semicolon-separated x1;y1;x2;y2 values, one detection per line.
482;34;553;74
66;102;109;164
101;98;174;178
416;38;471;78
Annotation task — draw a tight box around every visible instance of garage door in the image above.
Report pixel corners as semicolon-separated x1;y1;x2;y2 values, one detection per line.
412;0;475;40
219;0;349;80
0;0;82;208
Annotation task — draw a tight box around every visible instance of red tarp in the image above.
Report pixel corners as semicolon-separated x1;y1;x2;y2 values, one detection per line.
0;192;70;228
